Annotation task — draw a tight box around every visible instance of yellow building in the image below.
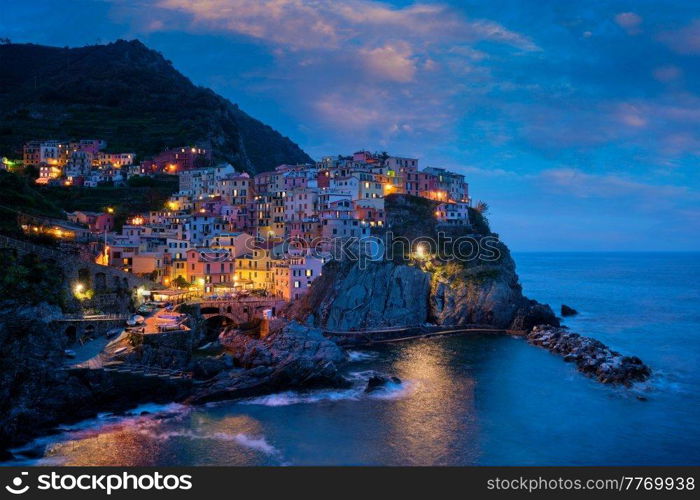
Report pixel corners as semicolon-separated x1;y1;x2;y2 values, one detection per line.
234;245;275;291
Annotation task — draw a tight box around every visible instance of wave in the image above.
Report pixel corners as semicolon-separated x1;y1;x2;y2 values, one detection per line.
630;369;692;397
346;350;379;362
131;427;281;457
225;433;279;455
241;371;415;406
240;388;363;406
367;380;417;400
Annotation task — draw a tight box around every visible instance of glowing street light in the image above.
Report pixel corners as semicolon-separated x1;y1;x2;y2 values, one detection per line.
74;283;85;294
414;244;429;261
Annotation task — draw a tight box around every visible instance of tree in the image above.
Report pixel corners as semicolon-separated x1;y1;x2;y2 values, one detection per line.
172;276;189;289
475;200;489;214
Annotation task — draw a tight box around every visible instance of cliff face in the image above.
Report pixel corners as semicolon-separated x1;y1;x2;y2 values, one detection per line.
0;302;190;454
290;252;555;331
307;261;431;330
287;195;558;331
0;303;88;451
429;256;557;330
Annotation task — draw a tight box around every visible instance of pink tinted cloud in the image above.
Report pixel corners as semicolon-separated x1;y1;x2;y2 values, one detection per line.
152;0;539;52
360;42;416;82
659;19;700;54
128;0;537;144
614;12;643;35
653;65;682;83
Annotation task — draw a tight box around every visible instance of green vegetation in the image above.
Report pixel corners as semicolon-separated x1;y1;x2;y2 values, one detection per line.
0;40;311;173
383;193;441;241
0;169;179;235
37;174;178;229
468;207;491;235
171;276;190;289
0;250;66;307
0;170;64;236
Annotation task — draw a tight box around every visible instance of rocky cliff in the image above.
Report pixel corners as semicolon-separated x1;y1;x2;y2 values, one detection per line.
0;303;77;455
0;305;349;456
0;303;190;456
287;194;558;332
189;321;349;404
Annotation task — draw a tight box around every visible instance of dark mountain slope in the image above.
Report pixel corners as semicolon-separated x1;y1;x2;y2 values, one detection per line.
0;40;312;172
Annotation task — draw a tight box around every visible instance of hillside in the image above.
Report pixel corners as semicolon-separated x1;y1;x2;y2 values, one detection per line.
0;40;312;172
0;170;64;236
0;170;180;235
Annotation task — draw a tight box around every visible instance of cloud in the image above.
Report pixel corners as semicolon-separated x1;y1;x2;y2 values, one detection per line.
614;12;642;35
538;168;688;199
360;42;416;82
615;103;648;128
659;19;700;54
110;0;537;146
312;83;457;144
147;0;539;52
653;65;682;83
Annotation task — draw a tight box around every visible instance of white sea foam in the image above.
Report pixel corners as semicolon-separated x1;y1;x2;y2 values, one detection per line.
131;426;280;457
240;371;416;406
240;388;363;406
231;433;279;455
366;380;416;400
347;350;379;362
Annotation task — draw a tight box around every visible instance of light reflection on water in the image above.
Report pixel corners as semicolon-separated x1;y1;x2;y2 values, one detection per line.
383;339;479;465
7;253;700;466
40;410;282;466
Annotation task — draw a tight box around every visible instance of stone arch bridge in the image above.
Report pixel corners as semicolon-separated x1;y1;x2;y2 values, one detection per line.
52;315;128;345
198;298;287;326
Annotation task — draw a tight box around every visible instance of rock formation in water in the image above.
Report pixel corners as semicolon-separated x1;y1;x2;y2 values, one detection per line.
561;304;579;316
188;321;349;404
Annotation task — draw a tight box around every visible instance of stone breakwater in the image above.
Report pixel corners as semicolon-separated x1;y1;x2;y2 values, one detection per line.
526;325;651;386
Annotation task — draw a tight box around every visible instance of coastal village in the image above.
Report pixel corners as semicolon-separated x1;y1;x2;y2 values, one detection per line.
8;139;471;305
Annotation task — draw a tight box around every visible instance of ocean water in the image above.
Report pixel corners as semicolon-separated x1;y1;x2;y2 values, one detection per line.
8;252;700;466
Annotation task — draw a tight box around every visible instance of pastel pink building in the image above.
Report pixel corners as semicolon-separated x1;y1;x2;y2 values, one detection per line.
68;211;115;233
186;248;235;291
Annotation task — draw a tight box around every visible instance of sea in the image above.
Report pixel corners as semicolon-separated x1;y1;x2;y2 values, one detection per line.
7;252;700;466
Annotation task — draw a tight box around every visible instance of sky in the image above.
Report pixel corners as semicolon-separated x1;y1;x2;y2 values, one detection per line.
3;0;700;251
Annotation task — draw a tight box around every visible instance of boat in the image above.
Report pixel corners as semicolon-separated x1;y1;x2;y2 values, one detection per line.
126;314;145;326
